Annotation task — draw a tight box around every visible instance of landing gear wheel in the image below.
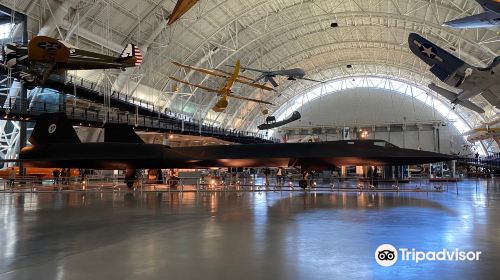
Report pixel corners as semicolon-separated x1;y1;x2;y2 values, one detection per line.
126;181;134;189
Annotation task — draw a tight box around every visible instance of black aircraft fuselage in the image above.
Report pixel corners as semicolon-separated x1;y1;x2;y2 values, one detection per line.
20;140;452;171
17;113;454;171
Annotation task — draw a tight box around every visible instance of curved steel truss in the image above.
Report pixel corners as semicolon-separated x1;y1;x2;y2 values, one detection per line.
1;0;498;151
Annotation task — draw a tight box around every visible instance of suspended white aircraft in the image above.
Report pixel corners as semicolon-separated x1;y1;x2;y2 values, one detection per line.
409;33;499;114
443;0;500;29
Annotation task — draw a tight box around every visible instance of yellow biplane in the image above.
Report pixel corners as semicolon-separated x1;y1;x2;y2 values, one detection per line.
463;118;500;142
169;60;274;112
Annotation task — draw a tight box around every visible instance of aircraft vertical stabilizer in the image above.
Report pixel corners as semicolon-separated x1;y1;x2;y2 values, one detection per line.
30;113;81;145
104;124;144;143
117;44;143;66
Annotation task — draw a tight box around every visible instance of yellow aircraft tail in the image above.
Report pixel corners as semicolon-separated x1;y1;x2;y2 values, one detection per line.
220;60;240;94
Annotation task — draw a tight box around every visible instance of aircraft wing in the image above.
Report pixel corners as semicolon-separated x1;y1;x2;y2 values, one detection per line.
169;76;219;93
172;60;231;79
298;77;324;83
238;66;269;74
214;68;275;90
172;61;275;91
462;127;491;136
457;99;486;114
213;68;255;82
429;83;459;101
234;76;275;91
27;36;71;63
408;33;468;85
443;11;500;29
429;83;485;114
226;93;273;105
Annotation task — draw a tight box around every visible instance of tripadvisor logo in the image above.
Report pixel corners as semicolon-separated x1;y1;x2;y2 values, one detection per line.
375;244;398;266
375;244;482;267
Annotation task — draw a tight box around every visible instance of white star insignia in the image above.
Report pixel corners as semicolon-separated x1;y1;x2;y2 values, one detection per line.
422;46;435;58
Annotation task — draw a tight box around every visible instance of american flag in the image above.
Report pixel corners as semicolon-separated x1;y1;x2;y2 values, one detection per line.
134;45;143;66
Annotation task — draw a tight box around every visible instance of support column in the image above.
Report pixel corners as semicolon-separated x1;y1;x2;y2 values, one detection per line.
341;166;347;177
432;124;437;152
18;85;27;176
163;134;170;146
402;124;406;148
452;160;456;178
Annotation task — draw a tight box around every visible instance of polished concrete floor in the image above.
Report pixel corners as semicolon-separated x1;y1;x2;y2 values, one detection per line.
0;179;499;280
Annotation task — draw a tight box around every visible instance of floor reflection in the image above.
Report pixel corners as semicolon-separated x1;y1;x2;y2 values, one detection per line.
0;180;499;279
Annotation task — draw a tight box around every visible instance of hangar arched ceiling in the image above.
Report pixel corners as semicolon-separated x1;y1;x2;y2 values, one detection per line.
4;0;500;131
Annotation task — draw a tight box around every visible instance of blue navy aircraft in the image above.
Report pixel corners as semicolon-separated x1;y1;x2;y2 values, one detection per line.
408;33;499;114
443;0;500;29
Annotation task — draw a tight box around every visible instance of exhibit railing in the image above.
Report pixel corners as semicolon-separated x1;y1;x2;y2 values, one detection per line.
1;172;462;193
0;96;279;144
457;157;500;171
50;74;277;142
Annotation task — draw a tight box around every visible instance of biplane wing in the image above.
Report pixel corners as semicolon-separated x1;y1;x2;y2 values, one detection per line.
226;93;273;105
464;127;500;134
212;68;255;83
171;60;275;91
169;76;219;93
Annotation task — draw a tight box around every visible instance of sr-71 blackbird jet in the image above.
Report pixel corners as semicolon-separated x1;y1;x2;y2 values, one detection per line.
408;33;499;114
10;113;453;187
